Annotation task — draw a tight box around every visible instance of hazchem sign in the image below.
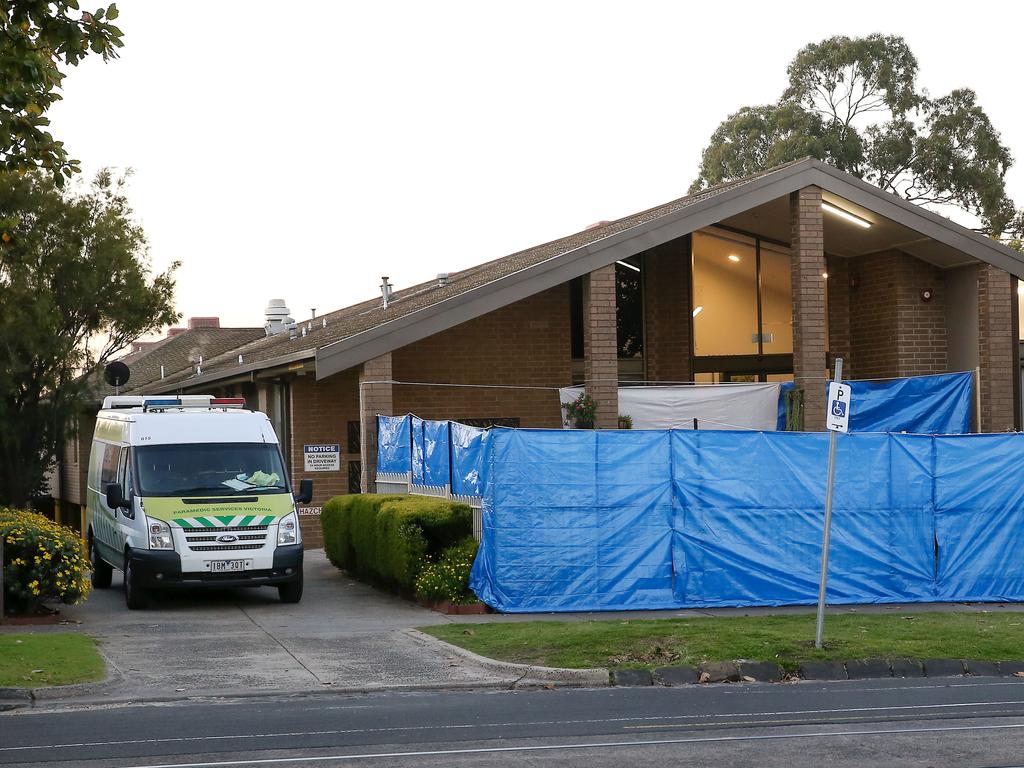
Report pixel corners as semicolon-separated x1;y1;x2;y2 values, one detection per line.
826;382;851;433
303;443;340;472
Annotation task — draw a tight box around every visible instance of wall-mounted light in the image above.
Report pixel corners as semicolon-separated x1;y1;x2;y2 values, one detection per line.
616;260;640;272
692;306;704;317
727;254;741;262
822;272;829;279
822;201;872;228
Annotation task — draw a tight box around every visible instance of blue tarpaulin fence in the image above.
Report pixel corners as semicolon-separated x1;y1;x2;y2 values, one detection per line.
777;371;973;433
469;429;1024;612
374;368;1008;613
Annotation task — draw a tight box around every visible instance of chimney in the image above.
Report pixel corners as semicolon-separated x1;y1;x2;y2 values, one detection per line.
264;299;296;336
166;327;186;337
188;317;221;329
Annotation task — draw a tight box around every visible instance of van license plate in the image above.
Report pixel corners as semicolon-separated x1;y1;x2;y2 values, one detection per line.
208;560;248;573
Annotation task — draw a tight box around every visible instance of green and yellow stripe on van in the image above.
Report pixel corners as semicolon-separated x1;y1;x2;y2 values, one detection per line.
173;514;279;528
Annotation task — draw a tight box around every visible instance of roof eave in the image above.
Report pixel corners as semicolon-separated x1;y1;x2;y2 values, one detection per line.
138;348;316;394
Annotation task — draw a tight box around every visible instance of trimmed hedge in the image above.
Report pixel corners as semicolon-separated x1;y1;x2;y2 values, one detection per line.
321;494;472;592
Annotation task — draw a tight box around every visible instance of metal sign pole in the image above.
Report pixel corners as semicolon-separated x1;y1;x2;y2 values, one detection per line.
815;357;844;649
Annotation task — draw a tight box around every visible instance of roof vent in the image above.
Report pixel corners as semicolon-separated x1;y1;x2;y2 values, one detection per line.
437;273;450;287
380;277;393;309
264;299;296;336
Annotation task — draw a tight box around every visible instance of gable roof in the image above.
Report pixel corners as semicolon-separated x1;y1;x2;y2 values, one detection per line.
144;157;1024;391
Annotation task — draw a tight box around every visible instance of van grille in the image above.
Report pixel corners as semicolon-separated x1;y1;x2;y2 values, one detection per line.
183;525;269;553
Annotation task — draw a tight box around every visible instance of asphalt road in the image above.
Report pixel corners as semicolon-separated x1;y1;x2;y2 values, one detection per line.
4;677;1024;767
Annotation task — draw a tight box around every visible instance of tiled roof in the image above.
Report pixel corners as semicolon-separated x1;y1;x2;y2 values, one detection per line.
86;327;265;402
145;165;778;391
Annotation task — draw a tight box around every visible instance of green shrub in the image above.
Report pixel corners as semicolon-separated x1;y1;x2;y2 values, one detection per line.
321;494;473;592
1;508;90;614
415;537;480;604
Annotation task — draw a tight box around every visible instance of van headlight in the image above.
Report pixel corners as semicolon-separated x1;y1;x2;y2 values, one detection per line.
277;512;299;546
147;517;174;550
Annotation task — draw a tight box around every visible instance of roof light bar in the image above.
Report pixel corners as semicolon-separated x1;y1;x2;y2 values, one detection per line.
822;201;871;229
145;398;181;407
210;398;246;406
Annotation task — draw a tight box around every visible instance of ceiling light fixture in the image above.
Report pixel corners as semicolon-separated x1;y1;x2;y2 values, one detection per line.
822;201;872;228
616;260;640;272
728;254;741;262
692;306;704;317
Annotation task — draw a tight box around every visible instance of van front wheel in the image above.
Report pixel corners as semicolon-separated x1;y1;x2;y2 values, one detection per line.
123;556;148;610
90;537;112;589
278;574;303;604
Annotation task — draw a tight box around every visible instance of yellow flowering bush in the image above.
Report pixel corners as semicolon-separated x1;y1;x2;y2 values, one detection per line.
415;537;480;604
1;508;90;614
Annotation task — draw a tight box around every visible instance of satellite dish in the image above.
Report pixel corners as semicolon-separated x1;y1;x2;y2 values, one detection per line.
104;361;130;391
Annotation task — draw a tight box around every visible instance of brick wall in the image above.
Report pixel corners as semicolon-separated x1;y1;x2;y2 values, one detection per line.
644;239;692;382
583;265;619;428
392;286;571;426
894;253;946;377
846;250;947;380
289;369;361;548
790;187;827;427
978;263;1015;431
826;255;851;373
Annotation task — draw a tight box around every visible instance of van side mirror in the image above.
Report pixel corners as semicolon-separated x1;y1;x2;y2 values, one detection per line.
296;478;313;505
105;483;127;511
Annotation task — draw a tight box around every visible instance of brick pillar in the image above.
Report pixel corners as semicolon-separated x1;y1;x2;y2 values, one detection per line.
977;264;1014;432
359;353;394;492
583;264;619;428
790;187;827;430
644;239;692;382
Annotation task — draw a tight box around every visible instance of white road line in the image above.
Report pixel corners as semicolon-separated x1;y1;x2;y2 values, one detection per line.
6;699;1024;753
116;721;1024;768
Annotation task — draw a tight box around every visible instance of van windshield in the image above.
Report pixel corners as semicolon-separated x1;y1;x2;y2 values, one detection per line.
132;443;289;497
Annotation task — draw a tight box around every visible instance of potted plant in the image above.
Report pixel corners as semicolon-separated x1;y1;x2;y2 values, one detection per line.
618;414;633;430
564;392;597;429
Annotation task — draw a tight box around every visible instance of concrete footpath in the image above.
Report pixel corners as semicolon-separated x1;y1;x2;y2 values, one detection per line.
0;550;522;707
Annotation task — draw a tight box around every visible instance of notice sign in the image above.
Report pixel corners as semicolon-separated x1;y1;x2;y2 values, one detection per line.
303;444;340;472
826;382;851;433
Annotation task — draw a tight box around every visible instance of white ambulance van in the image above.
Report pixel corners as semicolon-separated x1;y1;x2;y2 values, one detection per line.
86;395;312;609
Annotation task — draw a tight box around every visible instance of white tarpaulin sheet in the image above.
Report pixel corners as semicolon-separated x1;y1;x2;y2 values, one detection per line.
559;383;782;431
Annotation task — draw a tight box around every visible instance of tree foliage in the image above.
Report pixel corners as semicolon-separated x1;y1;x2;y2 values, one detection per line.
0;171;179;506
0;2;124;183
691;34;1019;239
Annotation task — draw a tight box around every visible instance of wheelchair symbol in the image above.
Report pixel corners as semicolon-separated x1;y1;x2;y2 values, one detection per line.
831;400;847;418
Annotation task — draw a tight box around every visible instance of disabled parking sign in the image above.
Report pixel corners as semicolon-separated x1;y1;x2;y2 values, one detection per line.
826;382;851;433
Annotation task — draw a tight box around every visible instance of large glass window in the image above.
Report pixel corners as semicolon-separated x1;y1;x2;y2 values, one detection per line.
692;229;793;357
692;231;758;355
760;241;793;353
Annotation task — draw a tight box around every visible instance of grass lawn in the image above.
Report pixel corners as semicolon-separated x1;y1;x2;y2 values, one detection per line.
421;612;1024;672
0;633;105;687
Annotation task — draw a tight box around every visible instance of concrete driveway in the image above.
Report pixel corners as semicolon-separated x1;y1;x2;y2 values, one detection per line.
52;549;507;701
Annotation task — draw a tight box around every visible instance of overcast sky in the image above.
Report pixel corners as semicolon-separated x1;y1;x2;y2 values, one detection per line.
49;1;1024;331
